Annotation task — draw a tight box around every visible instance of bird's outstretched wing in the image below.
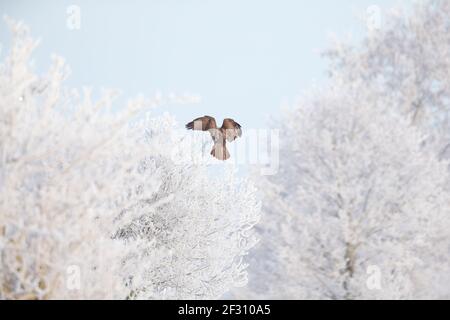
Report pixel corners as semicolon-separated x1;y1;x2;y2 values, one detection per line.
221;119;242;142
186;116;217;131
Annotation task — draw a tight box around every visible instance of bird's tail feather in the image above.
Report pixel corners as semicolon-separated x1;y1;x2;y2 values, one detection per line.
185;121;195;130
211;144;230;161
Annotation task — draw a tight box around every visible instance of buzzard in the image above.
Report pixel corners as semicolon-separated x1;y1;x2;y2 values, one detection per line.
186;116;242;161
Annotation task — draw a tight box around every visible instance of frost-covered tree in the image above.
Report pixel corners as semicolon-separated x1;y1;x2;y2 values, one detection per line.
0;18;147;300
115;114;261;300
326;0;450;157
0;18;260;300
234;0;450;300
238;79;450;300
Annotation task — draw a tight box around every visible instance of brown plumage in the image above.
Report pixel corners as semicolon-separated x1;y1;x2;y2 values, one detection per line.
186;116;242;161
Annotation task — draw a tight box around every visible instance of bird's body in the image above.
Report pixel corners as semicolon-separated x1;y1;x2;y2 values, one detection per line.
186;116;242;161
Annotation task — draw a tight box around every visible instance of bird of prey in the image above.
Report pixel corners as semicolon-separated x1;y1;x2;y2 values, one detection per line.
186;116;242;161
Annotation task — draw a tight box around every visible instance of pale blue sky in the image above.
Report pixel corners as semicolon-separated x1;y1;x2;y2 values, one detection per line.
0;0;407;130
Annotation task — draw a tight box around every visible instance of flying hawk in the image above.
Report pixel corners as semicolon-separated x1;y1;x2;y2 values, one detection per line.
186;116;242;161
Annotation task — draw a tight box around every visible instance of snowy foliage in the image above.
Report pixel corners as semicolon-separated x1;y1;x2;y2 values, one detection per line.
0;19;260;300
0;18;140;299
115;115;261;300
240;80;450;300
326;0;450;157
236;0;450;300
